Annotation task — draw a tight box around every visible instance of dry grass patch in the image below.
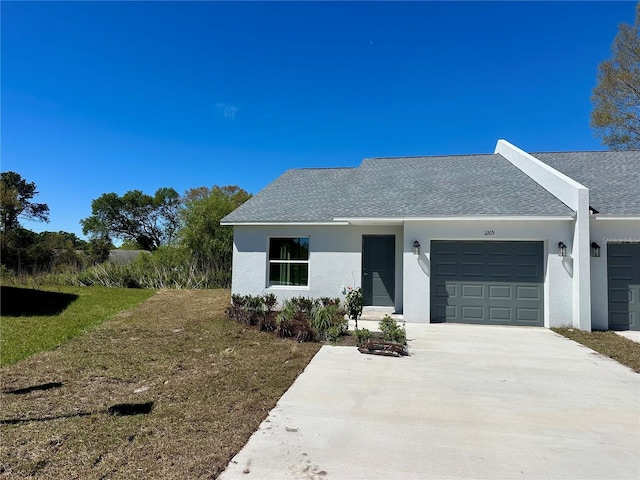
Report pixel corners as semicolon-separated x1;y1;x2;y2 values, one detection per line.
0;289;320;479
553;327;640;373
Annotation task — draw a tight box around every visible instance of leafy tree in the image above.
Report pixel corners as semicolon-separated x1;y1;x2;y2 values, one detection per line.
38;231;87;250
119;238;143;250
0;171;49;235
81;188;181;251
87;238;113;265
591;3;640;150
180;185;251;284
0;229;87;273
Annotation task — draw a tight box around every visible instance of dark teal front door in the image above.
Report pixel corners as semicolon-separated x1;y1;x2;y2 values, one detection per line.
608;243;640;331
362;235;395;307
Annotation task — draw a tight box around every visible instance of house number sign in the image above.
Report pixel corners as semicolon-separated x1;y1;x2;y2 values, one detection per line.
484;230;495;236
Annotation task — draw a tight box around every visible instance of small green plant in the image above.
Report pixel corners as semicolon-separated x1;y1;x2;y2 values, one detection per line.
262;293;277;313
379;315;406;345
319;297;341;307
274;301;315;342
231;294;246;307
325;325;344;344
354;328;372;347
289;296;316;315
309;304;334;338
276;300;296;324
308;304;346;339
345;287;363;327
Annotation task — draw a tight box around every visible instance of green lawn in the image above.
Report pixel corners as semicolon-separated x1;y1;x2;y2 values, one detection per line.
0;285;155;367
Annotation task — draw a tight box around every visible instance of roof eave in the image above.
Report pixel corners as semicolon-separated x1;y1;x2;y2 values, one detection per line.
591;214;640;220
220;221;351;226
333;215;575;225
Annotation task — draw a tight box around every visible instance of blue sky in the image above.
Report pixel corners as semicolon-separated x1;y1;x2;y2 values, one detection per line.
1;1;636;238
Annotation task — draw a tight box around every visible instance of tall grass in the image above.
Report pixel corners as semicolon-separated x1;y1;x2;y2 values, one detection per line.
1;247;231;289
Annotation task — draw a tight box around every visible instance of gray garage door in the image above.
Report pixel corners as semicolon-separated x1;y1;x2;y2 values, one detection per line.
608;243;640;331
431;241;544;326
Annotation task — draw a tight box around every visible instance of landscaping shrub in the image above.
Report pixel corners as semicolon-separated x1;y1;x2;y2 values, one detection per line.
258;313;277;332
325;325;344;344
379;315;407;344
309;303;348;341
227;294;267;326
262;293;277;313
309;304;333;337
276;314;314;341
354;328;372;347
294;321;316;342
289;296;316;316
319;297;341;307
228;295;348;344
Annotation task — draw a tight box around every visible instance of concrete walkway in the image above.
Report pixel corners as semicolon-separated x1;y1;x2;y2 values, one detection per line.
219;324;640;480
616;330;640;344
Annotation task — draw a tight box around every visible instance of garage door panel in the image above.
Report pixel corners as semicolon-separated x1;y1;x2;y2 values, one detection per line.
609;265;633;280
460;243;484;254
435;262;457;276
461;306;484;320
516;286;540;300
431;241;544;327
435;283;456;298
489;307;511;321
515;243;542;255
435;304;456;320
517;308;540;323
516;264;542;280
462;284;484;298
610;311;632;325
489;285;512;299
608;244;640;331
488;263;511;277
433;242;457;255
461;263;483;276
609;288;631;303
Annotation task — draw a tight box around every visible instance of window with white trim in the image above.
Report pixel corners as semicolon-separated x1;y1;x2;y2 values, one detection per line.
268;237;309;286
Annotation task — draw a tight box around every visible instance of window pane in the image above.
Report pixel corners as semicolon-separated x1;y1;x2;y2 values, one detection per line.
269;263;309;286
269;238;309;261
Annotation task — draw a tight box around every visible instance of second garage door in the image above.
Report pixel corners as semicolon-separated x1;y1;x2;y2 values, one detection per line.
431;241;544;326
608;243;640;331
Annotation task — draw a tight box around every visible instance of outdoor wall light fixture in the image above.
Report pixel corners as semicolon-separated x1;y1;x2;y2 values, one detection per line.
591;242;601;257
558;242;567;257
413;241;420;256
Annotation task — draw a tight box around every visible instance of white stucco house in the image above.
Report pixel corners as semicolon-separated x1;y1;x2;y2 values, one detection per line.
221;140;640;331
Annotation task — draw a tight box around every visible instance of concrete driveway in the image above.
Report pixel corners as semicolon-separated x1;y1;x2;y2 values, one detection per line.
219;323;640;480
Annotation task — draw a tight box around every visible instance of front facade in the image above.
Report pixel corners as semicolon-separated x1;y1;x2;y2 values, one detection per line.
222;140;640;331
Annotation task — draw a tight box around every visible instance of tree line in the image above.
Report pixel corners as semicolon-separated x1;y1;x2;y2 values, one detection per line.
0;171;250;288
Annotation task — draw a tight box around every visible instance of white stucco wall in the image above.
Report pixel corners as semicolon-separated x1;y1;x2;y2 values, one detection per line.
589;218;640;330
402;219;575;326
496;139;592;330
232;224;404;311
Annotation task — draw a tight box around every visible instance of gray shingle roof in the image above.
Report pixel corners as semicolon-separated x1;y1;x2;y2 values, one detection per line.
222;153;573;223
533;151;640;215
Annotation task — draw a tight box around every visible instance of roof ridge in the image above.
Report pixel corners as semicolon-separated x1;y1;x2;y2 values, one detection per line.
295;166;355;170
364;152;494;160
532;150;640;154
